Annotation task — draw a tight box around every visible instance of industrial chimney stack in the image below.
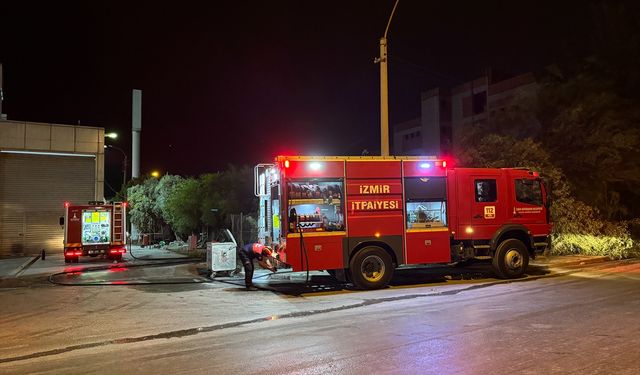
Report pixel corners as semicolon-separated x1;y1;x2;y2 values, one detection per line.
131;89;141;178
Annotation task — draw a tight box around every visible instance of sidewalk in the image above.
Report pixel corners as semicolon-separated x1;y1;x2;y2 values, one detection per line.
0;251;615;282
531;255;611;268
0;256;39;279
0;245;199;280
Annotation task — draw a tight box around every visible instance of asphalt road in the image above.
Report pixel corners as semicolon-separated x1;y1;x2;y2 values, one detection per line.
1;260;639;374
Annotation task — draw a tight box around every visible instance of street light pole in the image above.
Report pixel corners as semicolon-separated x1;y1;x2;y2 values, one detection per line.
378;0;400;157
105;144;128;197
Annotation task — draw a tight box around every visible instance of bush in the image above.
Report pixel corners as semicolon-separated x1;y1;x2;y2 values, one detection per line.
551;233;638;259
550;197;639;258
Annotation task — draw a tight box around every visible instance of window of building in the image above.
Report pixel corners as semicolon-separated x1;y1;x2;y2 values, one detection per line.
515;179;543;206
475;179;497;202
473;92;487;115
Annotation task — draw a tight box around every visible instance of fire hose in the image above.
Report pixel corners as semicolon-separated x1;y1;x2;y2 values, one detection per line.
298;223;310;284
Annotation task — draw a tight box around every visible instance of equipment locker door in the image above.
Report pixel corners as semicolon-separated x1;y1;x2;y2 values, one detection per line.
403;176;450;264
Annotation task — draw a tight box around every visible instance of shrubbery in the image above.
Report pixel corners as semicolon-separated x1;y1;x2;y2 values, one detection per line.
550;197;639;258
127;166;258;240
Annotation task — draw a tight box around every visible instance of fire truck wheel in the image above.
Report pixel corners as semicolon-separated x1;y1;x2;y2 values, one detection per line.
349;247;394;290
492;239;529;279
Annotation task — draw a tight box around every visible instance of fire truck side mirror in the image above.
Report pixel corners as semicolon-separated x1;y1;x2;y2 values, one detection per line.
59;216;64;226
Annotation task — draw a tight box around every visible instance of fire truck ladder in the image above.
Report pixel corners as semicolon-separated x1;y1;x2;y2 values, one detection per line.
113;202;125;244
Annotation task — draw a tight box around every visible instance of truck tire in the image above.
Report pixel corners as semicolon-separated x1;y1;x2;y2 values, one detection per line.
349;246;394;290
492;239;529;279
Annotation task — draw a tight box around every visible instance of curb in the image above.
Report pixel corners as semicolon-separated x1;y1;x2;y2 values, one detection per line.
7;255;41;278
532;256;611;268
4;258;201;282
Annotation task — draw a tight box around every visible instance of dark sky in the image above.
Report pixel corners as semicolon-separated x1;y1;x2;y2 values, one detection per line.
1;0;596;189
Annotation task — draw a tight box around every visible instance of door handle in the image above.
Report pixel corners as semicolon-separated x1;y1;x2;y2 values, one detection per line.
473;214;482;219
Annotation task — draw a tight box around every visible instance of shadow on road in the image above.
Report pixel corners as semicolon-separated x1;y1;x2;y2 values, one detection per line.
240;261;552;297
37;259;551;297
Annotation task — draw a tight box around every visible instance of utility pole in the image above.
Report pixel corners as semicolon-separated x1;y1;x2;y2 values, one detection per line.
105;144;128;197
0;63;4;119
378;0;400;156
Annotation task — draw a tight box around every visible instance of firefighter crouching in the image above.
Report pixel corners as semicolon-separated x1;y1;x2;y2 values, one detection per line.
238;243;277;290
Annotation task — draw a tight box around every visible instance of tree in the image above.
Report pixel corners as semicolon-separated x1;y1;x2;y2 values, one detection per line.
127;178;160;234
152;174;184;239
216;165;258;216
199;166;259;226
536;69;640;220
163;178;201;238
199;173;225;229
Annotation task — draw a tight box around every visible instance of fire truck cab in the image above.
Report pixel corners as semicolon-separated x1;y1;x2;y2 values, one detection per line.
62;201;127;263
255;156;551;289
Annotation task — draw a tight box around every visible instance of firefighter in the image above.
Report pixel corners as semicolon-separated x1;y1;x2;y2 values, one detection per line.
238;242;277;291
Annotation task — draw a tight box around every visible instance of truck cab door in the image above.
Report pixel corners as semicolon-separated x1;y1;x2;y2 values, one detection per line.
510;177;548;232
457;172;507;240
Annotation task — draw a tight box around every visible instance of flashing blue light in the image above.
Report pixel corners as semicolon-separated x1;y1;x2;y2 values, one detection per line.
419;162;432;169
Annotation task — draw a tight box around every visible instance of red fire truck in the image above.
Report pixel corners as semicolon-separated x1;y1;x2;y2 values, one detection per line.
255;156;552;289
62;201;127;263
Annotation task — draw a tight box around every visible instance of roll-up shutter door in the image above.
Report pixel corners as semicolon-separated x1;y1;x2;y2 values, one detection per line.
0;152;95;257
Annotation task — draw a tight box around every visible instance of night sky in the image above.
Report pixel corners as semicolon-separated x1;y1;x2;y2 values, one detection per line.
1;1;597;189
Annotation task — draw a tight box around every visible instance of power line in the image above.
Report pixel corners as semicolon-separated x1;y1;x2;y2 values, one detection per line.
390;55;460;84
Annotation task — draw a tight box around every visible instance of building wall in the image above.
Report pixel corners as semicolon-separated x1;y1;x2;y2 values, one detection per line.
0;120;105;257
421;90;440;155
392;117;423;155
0;120;104;199
392;72;537;156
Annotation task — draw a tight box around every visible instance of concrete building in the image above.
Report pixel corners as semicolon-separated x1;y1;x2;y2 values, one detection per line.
393;72;538;156
0;120;105;257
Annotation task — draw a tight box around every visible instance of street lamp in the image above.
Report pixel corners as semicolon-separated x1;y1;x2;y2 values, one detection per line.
150;171;160;178
377;0;400;157
105;132;118;139
104;144;128;196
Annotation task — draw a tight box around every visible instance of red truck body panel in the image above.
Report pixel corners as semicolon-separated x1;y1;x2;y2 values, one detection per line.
63;202;127;260
259;156;551;273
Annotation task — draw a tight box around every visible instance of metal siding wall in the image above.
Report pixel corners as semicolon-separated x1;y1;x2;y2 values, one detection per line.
0;153;95;257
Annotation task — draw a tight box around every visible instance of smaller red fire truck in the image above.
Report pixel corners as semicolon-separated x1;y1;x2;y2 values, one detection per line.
62;201;127;263
255;156;552;289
